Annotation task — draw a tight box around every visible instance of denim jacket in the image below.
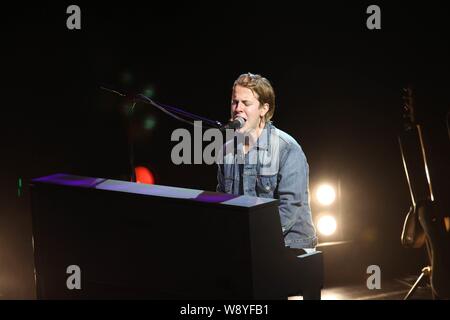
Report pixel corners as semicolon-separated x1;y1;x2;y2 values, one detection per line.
216;122;317;249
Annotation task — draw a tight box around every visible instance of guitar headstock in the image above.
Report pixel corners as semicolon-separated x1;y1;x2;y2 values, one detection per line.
402;86;415;130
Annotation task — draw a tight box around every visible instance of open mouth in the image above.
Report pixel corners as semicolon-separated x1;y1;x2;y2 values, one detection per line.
233;115;247;121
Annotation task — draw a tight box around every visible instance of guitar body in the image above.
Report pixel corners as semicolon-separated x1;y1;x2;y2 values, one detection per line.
401;205;426;249
399;87;450;299
418;202;450;299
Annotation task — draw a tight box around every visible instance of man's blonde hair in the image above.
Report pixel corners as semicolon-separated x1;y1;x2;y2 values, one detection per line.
233;72;275;122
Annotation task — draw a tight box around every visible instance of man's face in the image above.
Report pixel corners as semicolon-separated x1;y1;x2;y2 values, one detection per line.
231;85;267;134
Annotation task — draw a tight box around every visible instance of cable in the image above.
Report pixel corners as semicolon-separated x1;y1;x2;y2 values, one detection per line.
135;94;220;129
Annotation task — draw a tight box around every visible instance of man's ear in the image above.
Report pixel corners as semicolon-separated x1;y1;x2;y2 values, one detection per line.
260;103;269;118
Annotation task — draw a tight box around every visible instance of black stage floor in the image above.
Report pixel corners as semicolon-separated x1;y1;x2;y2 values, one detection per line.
290;275;433;300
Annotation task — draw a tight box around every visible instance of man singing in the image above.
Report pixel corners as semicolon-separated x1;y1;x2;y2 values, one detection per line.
216;73;317;251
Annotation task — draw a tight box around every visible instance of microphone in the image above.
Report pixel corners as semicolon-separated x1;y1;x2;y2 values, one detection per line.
220;117;246;130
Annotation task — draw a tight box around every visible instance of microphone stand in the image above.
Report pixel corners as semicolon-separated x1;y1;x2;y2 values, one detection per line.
128;101;137;182
101;86;224;182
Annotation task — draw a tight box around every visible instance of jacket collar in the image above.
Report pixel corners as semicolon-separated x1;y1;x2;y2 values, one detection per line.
255;121;272;151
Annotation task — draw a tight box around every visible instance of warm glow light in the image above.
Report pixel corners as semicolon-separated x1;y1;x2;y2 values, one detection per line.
317;215;337;236
135;166;155;184
316;184;336;206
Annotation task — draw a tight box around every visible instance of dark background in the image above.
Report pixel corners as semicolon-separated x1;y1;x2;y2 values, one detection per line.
1;2;449;298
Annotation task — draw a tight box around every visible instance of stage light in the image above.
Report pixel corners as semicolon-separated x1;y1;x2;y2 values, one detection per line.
135;166;155;184
143;85;155;98
17;177;22;197
317;215;337;236
143;116;156;130
316;184;336;206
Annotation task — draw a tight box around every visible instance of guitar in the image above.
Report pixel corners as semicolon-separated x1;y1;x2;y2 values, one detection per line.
400;87;426;249
399;86;450;299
